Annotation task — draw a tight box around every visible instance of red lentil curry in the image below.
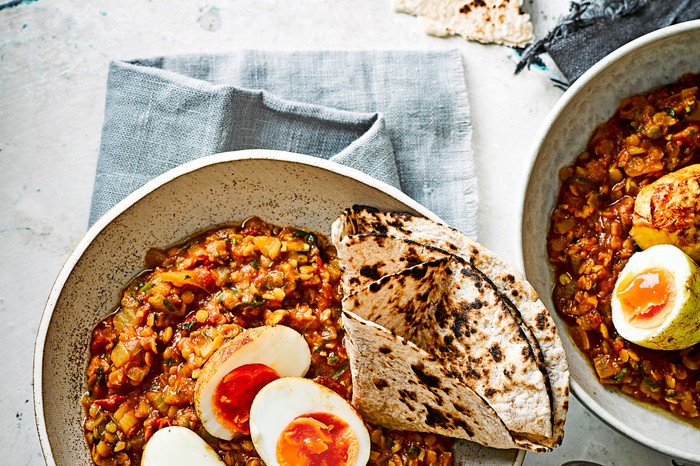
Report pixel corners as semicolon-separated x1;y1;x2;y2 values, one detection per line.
547;73;700;423
82;217;453;466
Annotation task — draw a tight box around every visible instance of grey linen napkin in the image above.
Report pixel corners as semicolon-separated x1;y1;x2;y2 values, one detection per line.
517;0;700;83
90;50;477;238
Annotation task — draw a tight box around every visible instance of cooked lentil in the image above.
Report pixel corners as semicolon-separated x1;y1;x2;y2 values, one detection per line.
82;217;453;465
547;73;700;423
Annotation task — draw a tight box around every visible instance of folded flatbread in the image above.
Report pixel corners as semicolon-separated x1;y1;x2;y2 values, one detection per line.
392;0;534;47
342;257;552;450
342;310;523;449
332;206;569;449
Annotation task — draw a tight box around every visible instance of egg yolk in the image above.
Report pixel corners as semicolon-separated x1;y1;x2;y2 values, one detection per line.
616;267;676;329
213;363;280;434
276;412;359;466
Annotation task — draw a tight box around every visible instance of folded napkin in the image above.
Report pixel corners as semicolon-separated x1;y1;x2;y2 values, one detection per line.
90;50;477;239
517;0;700;83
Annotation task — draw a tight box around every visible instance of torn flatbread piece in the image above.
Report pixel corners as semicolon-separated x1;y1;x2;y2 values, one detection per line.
342;310;523;450
342;258;553;446
332;205;569;448
392;0;534;47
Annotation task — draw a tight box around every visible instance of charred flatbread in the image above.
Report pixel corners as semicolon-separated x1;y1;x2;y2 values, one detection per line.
392;0;534;47
336;233;554;446
332;205;569;448
342;257;553;446
342;309;524;449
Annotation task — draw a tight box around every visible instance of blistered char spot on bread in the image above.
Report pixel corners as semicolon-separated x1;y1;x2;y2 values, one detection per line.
399;388;419;402
359;264;382;281
374;378;389;390
536;311;548;332
411;362;442;389
372;221;388;235
488;344;503;362
425;406;448;427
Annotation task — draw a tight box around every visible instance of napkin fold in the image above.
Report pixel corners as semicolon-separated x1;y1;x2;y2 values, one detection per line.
517;0;700;83
90;50;477;239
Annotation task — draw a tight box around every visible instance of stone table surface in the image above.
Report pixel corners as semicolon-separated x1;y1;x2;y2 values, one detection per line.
0;1;693;465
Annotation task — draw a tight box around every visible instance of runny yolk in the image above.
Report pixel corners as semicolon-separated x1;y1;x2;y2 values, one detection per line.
276;412;359;466
616;267;676;329
212;363;280;434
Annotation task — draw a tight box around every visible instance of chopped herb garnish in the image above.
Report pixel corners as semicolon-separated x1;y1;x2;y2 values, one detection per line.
331;365;348;380
407;445;421;457
162;298;174;311
328;353;340;364
95;366;104;386
139;281;154;293
164;358;174;366
571;176;596;187
184;274;191;280
236;300;265;308
249;260;260;270
293;230;318;245
182;321;196;332
614;367;627;381
643;378;659;390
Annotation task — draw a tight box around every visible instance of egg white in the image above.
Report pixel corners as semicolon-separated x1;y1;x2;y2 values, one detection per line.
611;244;700;350
195;325;311;440
249;377;371;466
141;426;225;466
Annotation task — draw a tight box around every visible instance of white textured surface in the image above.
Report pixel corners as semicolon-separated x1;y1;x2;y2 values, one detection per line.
0;0;688;465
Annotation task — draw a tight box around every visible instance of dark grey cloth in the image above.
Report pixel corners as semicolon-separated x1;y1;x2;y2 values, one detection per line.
90;50;478;238
518;0;700;83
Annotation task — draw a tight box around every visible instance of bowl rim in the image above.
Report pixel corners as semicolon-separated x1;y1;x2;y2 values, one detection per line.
34;149;526;466
519;19;700;462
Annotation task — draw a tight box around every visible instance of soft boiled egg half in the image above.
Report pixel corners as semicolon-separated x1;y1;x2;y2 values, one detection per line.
141;426;225;466
194;325;311;439
611;244;700;350
250;377;371;466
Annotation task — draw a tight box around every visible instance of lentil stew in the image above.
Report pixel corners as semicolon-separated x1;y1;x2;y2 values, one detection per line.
547;73;700;423
82;217;453;466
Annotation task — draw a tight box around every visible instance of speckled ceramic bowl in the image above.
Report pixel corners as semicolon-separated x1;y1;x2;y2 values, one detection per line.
521;21;700;463
34;150;524;466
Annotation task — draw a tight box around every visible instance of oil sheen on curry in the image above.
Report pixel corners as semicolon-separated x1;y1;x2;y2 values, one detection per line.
82;217;453;466
547;73;700;423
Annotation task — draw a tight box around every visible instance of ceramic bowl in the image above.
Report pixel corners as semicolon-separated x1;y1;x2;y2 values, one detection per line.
521;20;700;463
34;150;524;466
